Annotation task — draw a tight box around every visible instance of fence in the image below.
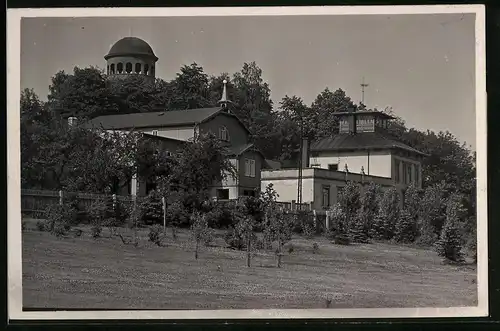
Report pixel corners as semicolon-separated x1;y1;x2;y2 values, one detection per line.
21;189;137;218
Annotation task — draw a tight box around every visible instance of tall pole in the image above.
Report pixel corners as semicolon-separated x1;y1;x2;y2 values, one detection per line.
361;76;369;105
297;115;303;210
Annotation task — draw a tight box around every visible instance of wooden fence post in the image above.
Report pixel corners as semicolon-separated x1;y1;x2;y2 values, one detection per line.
162;196;166;235
59;190;63;205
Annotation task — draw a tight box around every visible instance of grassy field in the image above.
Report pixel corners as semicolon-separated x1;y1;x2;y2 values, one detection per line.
22;220;478;310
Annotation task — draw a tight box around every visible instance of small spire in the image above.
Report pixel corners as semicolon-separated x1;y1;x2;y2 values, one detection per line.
218;79;233;111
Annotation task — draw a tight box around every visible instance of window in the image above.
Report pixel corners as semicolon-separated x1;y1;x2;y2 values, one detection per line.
126;62;132;73
110;63;115;74
337;186;344;201
311;164;321;168
117;62;123;73
135;63;142;74
166;151;172;157
144;64;149;75
152;130;158;136
322;185;330;208
219;126;229;142
328;164;338;171
245;159;256;177
394;159;401;183
216;189;229;200
407;164;413;184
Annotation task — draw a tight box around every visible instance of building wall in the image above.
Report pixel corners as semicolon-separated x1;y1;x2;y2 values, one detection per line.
261;168;395;210
309;150;392;178
199;112;249;147
391;152;423;189
141;126;195;141
238;150;263;192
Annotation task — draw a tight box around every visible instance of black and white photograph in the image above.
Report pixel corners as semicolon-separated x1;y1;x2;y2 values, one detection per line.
7;5;487;320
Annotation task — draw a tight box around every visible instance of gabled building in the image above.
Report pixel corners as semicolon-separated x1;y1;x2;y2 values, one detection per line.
261;108;427;210
82;36;267;200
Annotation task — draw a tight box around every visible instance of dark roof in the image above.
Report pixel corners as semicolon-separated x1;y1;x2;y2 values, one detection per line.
86;107;241;130
228;143;255;156
105;37;158;61
334;110;395;120
310;132;427;156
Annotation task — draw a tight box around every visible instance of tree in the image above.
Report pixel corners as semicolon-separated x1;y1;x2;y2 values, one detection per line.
417;181;447;246
337;181;361;235
311;88;356;138
435;193;466;262
169;63;211;110
351;182;381;243
47;67;116;118
231;62;275;157
234;216;257;267
172;132;236;195
190;211;213;260
394;208;417;243
372;187;400;240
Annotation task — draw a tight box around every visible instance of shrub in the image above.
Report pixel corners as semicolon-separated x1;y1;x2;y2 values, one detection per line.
357;182;382;237
327;203;348;235
333;234;351;245
148;224;165;246
45;203;77;236
435;194;466;263
372;187;400;240
349;209;370;243
417;182;447;245
287;243;294;254
36;220;47;232
91;225;102;239
312;242;319;254
394;209;418;243
224;228;246;250
140;191;163;225
337;181;361;229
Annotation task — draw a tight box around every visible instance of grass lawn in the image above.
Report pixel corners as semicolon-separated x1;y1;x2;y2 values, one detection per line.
22;220;478;310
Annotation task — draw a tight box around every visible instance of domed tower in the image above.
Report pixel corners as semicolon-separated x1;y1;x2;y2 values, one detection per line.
104;37;158;82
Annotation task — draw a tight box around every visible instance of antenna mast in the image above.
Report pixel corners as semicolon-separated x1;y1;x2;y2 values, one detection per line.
360;76;369;104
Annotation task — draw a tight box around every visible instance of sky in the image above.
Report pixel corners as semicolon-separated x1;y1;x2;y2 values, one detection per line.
20;13;477;149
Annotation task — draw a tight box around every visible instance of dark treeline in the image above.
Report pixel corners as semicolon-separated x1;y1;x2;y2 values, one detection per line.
22;61;476;227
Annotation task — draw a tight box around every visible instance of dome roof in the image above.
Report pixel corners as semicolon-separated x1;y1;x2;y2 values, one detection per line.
105;37;158;61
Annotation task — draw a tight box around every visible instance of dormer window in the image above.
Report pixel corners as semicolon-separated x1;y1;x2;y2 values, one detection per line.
152;130;158;136
219;126;230;142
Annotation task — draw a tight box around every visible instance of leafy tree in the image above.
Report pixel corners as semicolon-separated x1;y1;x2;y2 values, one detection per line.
47;67;116;118
337;181;361;234
190;211;213;260
435;193;466;262
311;88;356;138
168;63;211;110
417;181;447;246
372;187;400;240
172;132;236;195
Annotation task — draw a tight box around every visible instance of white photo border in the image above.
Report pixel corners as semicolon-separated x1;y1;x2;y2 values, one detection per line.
7;4;488;321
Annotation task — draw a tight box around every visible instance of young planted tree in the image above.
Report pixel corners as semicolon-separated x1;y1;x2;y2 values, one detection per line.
235;217;257;267
270;209;293;268
435;193;466;263
190;211;213;260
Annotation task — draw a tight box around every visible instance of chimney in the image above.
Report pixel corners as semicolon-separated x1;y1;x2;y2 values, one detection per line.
68;116;77;127
301;137;310;168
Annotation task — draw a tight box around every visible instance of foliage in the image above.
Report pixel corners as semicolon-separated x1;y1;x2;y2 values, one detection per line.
394;209;418;244
435;194;466;262
327;203;348;236
338;181;361;233
44;203;77;236
91;225;102;239
372;187;400;240
312;242;320;254
148;224;165;247
416;182;447;246
139;190;164;225
351;182;381;242
36;220;47;232
190;212;214;259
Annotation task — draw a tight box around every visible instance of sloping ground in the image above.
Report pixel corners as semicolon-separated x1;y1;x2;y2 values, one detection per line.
21;226;477;310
